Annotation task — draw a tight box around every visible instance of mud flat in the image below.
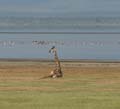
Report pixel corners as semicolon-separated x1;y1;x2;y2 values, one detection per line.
0;58;120;81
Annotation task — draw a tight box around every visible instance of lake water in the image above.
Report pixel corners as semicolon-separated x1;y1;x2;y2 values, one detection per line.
0;17;120;60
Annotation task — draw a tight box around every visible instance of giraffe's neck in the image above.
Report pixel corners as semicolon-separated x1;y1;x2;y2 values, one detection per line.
54;50;61;69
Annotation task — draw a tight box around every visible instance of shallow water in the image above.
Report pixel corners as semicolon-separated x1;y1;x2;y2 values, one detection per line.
0;33;120;60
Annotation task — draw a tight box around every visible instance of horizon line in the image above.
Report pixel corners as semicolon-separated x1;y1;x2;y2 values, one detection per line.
0;32;120;34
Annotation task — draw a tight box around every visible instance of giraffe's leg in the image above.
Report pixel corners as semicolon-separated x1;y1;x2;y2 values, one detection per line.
50;69;63;78
52;75;57;78
50;70;56;78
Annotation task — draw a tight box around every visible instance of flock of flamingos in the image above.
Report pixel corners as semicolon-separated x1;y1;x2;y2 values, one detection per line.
0;39;120;47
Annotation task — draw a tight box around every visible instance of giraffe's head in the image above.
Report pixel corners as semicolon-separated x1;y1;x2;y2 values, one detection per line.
49;46;56;53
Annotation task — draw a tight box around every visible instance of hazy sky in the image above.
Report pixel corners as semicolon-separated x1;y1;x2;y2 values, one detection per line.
0;0;120;16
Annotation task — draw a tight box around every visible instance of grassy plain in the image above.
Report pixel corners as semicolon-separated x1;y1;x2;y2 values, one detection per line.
0;61;120;109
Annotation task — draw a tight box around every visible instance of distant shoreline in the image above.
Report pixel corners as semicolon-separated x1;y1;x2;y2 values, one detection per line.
0;58;120;63
1;32;120;34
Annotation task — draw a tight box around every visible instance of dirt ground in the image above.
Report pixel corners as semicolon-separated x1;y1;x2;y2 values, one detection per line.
0;61;120;91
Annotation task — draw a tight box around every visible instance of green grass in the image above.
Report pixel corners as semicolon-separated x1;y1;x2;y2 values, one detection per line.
0;79;120;109
0;88;120;109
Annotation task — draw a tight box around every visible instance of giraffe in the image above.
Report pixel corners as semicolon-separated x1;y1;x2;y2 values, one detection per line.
42;46;63;78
